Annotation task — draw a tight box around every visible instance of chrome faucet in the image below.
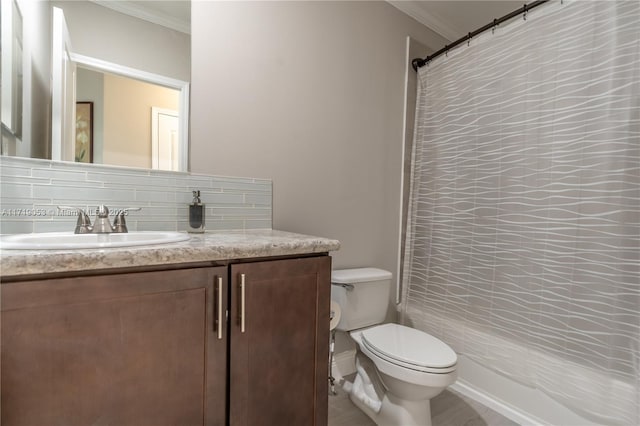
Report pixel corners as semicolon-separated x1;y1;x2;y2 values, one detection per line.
58;205;141;234
92;205;114;233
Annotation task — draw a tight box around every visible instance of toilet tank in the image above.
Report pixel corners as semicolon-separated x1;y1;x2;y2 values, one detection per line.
331;268;393;332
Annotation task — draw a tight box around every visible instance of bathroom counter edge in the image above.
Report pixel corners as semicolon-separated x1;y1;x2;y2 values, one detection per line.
0;229;341;278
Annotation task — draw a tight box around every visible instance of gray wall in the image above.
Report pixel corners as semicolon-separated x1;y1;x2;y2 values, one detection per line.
398;38;430;303
190;1;446;278
51;1;190;81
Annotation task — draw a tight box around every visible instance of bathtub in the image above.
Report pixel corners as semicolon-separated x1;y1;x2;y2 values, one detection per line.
452;354;601;426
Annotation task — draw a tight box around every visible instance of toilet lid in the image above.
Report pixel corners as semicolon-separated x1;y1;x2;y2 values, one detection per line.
361;323;457;370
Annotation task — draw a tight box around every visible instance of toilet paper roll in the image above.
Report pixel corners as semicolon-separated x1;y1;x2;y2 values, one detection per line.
330;301;341;331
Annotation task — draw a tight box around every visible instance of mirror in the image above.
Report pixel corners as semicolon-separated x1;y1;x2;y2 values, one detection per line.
75;65;184;169
0;0;191;171
1;0;24;155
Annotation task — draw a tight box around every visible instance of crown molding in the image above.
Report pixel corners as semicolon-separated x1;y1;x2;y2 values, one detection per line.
387;1;459;42
89;1;190;35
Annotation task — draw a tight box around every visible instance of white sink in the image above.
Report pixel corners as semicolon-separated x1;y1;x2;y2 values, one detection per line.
0;231;191;250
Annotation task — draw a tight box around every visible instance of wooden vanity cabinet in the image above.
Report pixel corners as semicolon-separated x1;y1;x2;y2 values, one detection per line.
1;254;330;426
1;266;228;426
229;256;330;426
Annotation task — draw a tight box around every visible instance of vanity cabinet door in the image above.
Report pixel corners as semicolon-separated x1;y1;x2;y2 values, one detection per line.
1;266;228;426
229;256;331;426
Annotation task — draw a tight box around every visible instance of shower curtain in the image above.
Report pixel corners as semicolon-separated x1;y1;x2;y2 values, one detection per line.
401;1;639;424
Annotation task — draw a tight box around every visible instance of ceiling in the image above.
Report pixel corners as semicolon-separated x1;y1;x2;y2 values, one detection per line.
388;1;523;42
92;1;524;42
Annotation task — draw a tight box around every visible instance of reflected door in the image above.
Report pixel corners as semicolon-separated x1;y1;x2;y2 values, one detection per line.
51;7;76;162
152;107;179;171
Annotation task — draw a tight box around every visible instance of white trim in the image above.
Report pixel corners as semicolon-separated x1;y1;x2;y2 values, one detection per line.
88;0;190;35
70;53;187;89
71;53;190;172
51;7;75;162
178;83;189;172
387;1;458;42
51;6;63;161
1;0;18;133
396;35;412;306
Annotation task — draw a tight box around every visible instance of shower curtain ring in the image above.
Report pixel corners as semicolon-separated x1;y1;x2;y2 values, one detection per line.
523;4;528;20
492;18;497;34
467;32;472;46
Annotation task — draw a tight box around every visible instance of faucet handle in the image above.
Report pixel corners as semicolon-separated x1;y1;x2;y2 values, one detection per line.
112;207;142;233
96;204;110;218
57;206;92;234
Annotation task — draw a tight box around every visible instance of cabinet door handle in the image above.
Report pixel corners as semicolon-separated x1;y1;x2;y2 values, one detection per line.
239;273;246;333
216;276;223;340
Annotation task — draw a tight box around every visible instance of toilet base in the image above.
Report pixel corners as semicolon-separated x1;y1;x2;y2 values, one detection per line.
345;353;433;426
349;390;432;426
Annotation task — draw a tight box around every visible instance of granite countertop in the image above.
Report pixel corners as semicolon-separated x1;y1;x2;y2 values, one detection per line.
0;229;340;279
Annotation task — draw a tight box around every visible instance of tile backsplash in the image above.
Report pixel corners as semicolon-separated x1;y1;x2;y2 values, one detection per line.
0;156;272;234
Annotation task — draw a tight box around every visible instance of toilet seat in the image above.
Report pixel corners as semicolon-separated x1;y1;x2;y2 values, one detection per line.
361;323;457;374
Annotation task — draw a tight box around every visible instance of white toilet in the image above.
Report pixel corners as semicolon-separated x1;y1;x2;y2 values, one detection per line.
331;268;457;426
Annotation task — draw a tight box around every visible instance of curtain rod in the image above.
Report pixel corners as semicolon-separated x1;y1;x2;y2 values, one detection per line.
412;0;549;71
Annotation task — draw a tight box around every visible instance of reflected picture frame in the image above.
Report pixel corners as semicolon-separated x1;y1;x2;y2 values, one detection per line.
75;101;93;163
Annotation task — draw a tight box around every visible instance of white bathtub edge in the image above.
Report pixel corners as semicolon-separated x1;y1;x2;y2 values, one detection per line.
450;380;546;426
452;355;602;426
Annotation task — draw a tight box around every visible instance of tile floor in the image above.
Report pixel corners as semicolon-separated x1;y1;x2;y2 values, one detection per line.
328;379;519;426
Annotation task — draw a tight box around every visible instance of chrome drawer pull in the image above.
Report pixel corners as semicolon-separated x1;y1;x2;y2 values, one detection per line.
240;273;246;333
216;276;223;340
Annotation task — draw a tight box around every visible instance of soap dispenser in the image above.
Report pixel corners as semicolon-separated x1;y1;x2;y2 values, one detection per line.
188;190;205;233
